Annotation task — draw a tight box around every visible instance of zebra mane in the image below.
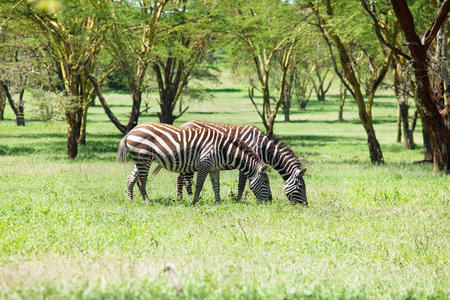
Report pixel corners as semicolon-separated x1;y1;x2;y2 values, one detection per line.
269;135;304;169
228;135;263;164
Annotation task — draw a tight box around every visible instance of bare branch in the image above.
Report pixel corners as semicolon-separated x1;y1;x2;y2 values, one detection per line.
248;87;264;121
361;0;411;60
313;20;356;99
85;71;127;134
174;105;189;120
139;105;152;115
0;81;19;115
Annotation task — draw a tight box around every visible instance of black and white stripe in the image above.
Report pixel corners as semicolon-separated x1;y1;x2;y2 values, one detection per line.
118;122;272;204
178;121;307;205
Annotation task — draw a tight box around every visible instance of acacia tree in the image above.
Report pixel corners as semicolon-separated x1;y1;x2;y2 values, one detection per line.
391;58;418;149
9;0;107;158
278;26;320;120
87;0;168;134
308;42;334;102
225;0;304;137
392;0;450;172
365;0;450;172
310;0;395;164
0;20;32;125
312;66;333;102
151;1;217;124
361;1;422;151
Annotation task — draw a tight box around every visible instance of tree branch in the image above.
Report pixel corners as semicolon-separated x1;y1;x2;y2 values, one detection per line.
85;72;127;134
361;0;411;60
174;105;189;120
421;0;450;50
248;87;265;125
313;20;356;99
0;81;19;115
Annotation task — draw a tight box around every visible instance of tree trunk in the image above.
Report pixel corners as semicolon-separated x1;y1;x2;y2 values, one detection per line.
317;89;325;101
78;105;89;145
158;93;176;124
411;47;449;171
90;93;96;106
399;102;415;149
1;82;25;126
15;89;25;126
423;127;433;161
283;100;290;122
393;62;414;149
16;104;25;126
338;84;346;121
396;103;402;143
299;100;308;110
0;90;5;120
390;0;450;172
313;69;332;101
313;84;326;101
126;89;142;132
435;1;450;123
366;126;384;164
153;61;189;125
266;126;274;139
66;110;82;159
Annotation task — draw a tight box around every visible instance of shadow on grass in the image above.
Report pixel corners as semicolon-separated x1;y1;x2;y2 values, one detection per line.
285;117;396;125
1;132;122;140
205;88;243;93
0;145;36;155
187;111;237;115
282;134;365;144
0;137;121;161
0;133;66;139
1;131;366;158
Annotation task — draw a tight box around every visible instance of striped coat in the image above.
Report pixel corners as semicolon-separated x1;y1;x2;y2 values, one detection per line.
118;122;272;204
179;120;307;204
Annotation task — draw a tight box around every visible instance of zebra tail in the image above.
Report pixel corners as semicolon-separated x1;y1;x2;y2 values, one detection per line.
118;136;128;163
151;164;162;175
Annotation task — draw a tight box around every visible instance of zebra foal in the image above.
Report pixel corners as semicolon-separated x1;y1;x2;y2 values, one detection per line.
178;120;307;205
118;122;272;204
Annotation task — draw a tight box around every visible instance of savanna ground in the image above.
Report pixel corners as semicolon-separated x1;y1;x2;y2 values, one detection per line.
0;82;448;299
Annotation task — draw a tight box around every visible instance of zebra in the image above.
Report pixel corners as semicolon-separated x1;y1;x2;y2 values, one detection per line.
118;122;272;204
177;120;307;205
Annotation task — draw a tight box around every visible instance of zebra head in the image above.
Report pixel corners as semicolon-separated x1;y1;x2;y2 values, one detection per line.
248;164;272;203
284;168;307;205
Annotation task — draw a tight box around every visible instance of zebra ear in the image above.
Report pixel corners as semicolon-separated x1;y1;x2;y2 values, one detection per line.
298;168;307;177
261;165;269;173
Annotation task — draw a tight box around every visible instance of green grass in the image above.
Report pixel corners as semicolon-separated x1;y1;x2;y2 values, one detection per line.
0;87;448;299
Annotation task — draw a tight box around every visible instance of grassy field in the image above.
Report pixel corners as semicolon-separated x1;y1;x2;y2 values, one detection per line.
0;86;448;299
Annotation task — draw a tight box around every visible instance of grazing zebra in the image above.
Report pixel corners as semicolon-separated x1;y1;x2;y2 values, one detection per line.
118;122;272;204
177;120;307;205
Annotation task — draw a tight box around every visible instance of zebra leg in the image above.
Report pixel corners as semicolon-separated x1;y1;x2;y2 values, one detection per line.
184;173;194;195
192;161;211;205
236;171;247;202
136;160;151;203
126;166;139;201
209;170;221;204
176;174;184;201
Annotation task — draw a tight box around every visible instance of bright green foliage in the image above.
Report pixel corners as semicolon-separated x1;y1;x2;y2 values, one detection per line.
0;86;448;298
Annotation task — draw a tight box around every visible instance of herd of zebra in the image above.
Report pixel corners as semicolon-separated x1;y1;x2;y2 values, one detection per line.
118;120;308;205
